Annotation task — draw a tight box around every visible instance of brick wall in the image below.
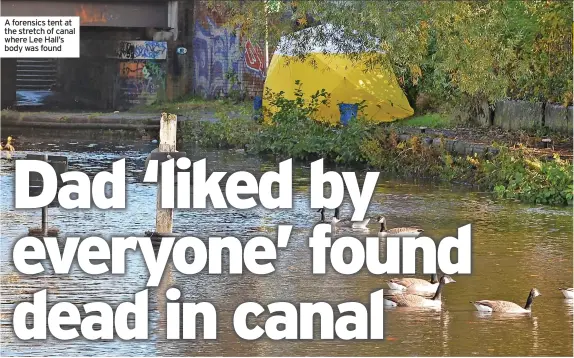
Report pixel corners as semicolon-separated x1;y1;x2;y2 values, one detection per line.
192;0;266;99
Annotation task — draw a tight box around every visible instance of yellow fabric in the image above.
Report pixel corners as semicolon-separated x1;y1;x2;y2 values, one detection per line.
263;53;414;124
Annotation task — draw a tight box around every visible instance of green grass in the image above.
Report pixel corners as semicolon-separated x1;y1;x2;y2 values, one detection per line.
0;109;21;121
392;113;452;128
87;112;104;120
133;96;253;117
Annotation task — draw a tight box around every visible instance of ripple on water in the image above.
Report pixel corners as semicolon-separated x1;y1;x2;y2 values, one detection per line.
0;141;572;356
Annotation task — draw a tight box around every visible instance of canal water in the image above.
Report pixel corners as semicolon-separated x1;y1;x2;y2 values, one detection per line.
1;139;572;356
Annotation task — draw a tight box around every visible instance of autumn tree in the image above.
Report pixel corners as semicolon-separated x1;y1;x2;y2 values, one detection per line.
212;0;572;110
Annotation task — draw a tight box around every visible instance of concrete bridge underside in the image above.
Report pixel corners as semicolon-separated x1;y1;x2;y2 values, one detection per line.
2;0;170;28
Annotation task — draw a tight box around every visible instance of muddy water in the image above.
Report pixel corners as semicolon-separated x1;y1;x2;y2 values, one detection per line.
0;140;572;356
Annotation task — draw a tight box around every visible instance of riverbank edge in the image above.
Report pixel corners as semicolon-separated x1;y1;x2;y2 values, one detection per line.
2;109;571;157
178;116;573;206
1;110;160;130
2;108;572;206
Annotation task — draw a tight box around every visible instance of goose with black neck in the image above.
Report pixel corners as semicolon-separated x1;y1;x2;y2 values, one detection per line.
383;275;456;308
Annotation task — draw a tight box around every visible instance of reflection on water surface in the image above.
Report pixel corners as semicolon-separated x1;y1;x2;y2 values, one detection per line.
1;140;572;356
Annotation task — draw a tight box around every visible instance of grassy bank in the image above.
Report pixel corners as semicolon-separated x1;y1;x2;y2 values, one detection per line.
178;89;572;206
390;113;453;129
181;117;572;206
136;96;252;119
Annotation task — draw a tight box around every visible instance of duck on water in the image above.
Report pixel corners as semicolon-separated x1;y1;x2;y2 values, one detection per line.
332;207;370;229
383;275;456;308
377;216;423;237
387;274;439;294
470;288;541;313
558;287;573;299
316;208;370;229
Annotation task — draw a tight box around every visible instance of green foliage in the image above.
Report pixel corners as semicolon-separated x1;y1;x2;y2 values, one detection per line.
179;106;257;149
225;69;245;102
360;130;446;177
512;1;573;104
256;81;377;163
256;80;336;160
199;117;257;149
391;113;452;129
179;84;573;206
215;0;573;110
140;96;252;117
476;147;573;205
264;79;331;126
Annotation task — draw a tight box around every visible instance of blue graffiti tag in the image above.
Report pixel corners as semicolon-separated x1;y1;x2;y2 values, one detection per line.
116;41;167;60
193;16;242;97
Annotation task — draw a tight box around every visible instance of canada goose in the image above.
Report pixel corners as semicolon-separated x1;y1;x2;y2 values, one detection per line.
384;275;456;308
332;207;370;229
559;288;574;299
387;274;439;291
470;288;541;313
317;208;326;223
377;216;423;237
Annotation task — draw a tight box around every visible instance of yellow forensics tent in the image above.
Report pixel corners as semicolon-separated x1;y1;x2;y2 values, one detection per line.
263;24;414;124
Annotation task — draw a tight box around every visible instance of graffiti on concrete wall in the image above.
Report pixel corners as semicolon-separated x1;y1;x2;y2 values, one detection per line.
119;62;146;78
115;41;168;60
118;60;165;105
244;39;266;79
193;16;243;97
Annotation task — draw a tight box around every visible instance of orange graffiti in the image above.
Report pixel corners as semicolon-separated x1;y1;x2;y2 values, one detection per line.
75;5;107;25
119;62;145;78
